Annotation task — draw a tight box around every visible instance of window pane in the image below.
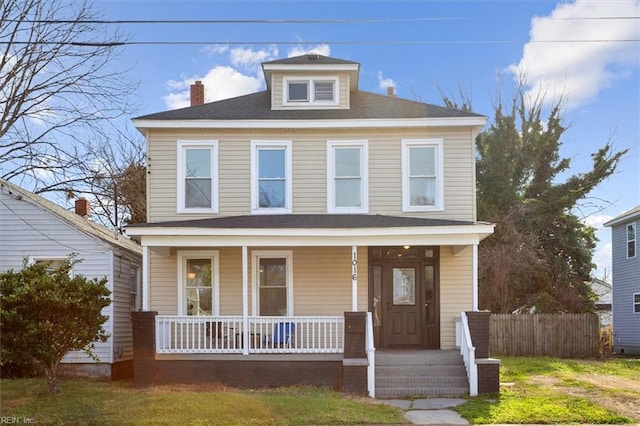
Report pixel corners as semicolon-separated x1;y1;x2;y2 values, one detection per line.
410;147;435;176
410;177;436;206
628;224;636;241
336;178;361;207
187;259;212;287
186;149;211;178
185;179;212;208
186;287;212;316
260;258;286;287
628;241;636;258
315;81;334;101
335;148;360;177
259;149;285;179
288;82;308;101
393;268;416;305
259;180;285;208
260;288;287;315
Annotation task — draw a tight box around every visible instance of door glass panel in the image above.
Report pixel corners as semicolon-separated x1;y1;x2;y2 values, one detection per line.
373;265;382;326
424;265;435;324
393;268;415;305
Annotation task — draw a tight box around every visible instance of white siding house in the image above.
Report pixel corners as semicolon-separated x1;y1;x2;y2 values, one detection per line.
605;206;640;355
0;179;142;378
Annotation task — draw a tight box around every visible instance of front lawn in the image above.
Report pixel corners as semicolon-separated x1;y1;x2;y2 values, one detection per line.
0;380;404;425
455;356;640;424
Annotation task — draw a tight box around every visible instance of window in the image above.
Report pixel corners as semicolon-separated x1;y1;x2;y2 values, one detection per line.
252;251;293;316
634;293;640;314
402;139;444;211
130;267;141;311
34;258;68;272
177;140;218;213
284;77;338;106
627;223;636;258
327;140;368;213
251;141;292;214
178;251;219;316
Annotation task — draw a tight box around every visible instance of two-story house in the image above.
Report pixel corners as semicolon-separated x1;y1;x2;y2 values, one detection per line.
127;54;496;397
605;206;640;355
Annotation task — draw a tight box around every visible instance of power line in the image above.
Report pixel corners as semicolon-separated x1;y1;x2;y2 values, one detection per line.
3;39;638;47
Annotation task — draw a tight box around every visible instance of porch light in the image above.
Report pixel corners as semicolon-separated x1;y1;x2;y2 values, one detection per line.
187;272;196;280
403;245;411;249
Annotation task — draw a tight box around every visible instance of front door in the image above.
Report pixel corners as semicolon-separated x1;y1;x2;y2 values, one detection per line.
370;246;440;349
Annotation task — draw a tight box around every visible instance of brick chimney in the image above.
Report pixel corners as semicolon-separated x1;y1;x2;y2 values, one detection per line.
75;197;90;217
386;86;396;97
190;80;205;106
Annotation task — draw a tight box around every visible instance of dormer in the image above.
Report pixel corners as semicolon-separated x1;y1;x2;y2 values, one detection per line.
262;54;360;110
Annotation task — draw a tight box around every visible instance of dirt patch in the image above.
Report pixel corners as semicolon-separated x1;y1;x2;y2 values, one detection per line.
529;374;640;422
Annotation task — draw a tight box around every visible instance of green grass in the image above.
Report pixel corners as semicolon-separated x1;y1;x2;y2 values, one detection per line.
0;380;404;425
455;356;640;424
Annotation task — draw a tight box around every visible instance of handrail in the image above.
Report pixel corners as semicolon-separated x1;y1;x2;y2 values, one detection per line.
365;311;375;398
457;312;478;396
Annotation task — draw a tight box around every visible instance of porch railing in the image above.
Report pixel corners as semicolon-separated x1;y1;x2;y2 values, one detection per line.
456;312;478;396
156;315;344;354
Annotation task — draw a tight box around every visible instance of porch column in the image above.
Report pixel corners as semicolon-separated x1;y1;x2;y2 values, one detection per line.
351;245;358;312
242;245;249;355
142;245;149;311
472;243;478;311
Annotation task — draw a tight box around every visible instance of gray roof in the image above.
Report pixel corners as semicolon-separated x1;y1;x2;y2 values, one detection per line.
128;214;480;229
262;54;359;66
135;90;484;121
0;179;142;255
604;205;640;227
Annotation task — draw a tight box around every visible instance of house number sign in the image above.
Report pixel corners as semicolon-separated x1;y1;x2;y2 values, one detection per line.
352;248;358;281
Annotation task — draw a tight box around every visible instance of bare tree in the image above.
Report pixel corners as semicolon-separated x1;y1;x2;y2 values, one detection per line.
0;0;144;230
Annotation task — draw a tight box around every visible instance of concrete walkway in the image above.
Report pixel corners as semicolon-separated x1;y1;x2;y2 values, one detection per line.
380;398;469;425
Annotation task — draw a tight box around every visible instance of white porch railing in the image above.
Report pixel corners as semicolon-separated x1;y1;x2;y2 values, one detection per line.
156;315;344;354
456;312;478;396
365;311;376;398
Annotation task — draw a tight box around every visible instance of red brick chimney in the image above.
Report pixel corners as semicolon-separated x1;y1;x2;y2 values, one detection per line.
75;197;90;217
387;86;396;97
190;80;205;106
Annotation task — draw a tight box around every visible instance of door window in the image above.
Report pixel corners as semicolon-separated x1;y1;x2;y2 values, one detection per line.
393;268;416;305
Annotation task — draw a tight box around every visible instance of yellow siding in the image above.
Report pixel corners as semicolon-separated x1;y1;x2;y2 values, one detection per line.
148;127;476;222
149;246;368;316
439;246;473;349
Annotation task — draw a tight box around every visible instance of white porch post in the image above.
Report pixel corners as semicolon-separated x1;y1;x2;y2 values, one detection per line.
142;245;149;311
242;245;249;355
472;243;478;311
351;245;358;312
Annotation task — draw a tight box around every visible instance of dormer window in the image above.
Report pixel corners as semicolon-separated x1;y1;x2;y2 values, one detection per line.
284;77;338;107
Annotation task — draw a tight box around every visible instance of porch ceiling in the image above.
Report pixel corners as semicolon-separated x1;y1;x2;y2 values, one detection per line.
127;214;495;247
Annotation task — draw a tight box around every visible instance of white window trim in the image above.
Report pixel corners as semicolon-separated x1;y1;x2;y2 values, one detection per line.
326;140;369;214
250;140;293;214
401;139;445;212
627;223;636;259
176;140;219;214
634;293;640;314
31;256;73;276
251;250;294;316
283;76;339;107
177;250;220;316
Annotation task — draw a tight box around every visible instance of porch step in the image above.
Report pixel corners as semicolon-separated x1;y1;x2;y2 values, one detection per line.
375;350;469;398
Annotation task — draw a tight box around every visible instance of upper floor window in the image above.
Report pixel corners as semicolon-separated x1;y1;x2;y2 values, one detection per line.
327;140;368;213
402;139;444;212
628;223;636;258
251;141;292;214
634;293;640;314
177;140;218;213
284;77;338;107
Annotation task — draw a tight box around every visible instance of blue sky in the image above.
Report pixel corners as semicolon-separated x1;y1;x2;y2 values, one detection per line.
98;0;639;279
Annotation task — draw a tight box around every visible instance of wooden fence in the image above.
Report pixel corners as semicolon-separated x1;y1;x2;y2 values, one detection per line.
490;313;600;358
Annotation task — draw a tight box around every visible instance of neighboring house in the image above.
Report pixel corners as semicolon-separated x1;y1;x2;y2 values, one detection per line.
0;179;142;379
605;206;640;355
127;54;496;397
590;277;612;327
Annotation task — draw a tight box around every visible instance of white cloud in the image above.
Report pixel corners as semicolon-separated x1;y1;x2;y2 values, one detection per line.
287;44;331;58
201;45;229;57
229;45;279;75
584;214;614;230
592;241;612;280
377;71;396;92
163;66;263;110
508;0;640;109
